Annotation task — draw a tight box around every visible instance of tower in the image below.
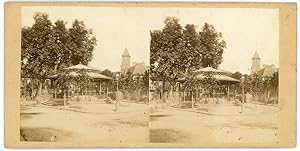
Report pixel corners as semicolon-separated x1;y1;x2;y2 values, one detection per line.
251;51;261;74
121;48;130;72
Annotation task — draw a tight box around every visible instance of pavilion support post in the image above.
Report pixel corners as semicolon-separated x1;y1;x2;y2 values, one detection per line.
99;83;102;99
234;84;237;100
106;86;109;99
227;84;230;102
54;88;56;100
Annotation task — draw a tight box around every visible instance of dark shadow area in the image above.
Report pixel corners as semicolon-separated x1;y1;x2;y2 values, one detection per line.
20;127;73;142
197;108;209;112
150;114;170;121
117;120;148;127
20;112;41;120
239;122;278;130
171;102;199;109
150;129;188;143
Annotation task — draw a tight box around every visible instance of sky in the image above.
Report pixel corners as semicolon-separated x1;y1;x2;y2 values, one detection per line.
22;7;279;74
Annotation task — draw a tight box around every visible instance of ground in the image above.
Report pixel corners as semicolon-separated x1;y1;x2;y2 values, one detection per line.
21;99;278;145
150;103;278;144
20;102;148;143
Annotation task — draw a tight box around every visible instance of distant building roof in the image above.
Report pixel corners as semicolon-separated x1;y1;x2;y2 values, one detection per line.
122;48;130;57
252;51;260;59
257;65;278;77
128;62;148;75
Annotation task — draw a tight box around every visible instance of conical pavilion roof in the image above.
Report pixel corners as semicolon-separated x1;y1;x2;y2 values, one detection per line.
64;63;94;70
194;67;228;74
48;63;112;80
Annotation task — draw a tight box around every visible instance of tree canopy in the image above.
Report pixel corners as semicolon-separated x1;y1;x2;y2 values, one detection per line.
150;17;226;82
21;12;97;80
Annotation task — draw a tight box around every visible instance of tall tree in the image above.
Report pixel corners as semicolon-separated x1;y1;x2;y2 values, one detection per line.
182;24;202;72
199;23;226;68
52;20;73;70
21;13;54;80
21;12;97;100
150;17;184;81
69;19;97;65
150;17;184;101
150;17;227;101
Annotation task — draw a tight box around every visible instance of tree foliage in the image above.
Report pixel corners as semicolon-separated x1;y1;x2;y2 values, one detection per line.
21;12;97;80
199;23;226;68
21;12;97;98
150;17;226;82
150;17;184;82
118;70;149;93
101;69;114;78
150;17;226;100
231;72;243;80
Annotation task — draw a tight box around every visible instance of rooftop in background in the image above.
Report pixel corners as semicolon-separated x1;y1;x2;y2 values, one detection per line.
257;65;278;77
127;62;149;75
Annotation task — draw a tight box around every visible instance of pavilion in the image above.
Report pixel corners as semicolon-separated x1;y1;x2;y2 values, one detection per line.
176;67;240;103
48;63;112;105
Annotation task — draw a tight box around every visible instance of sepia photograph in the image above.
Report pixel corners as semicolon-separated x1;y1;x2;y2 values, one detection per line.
3;2;296;148
20;7;150;143
149;8;279;144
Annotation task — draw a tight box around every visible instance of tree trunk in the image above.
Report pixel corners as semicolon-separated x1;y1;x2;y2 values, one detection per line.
183;87;185;102
169;85;173;102
36;81;43;104
178;83;181;101
54;88;57;99
63;90;66;107
162;80;166;102
38;81;43;96
191;91;194;109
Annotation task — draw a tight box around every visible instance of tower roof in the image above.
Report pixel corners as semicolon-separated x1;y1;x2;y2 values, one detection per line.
252;51;260;59
122;48;130;57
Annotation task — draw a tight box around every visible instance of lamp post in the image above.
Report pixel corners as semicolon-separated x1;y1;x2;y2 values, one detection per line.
115;73;120;111
240;76;245;113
